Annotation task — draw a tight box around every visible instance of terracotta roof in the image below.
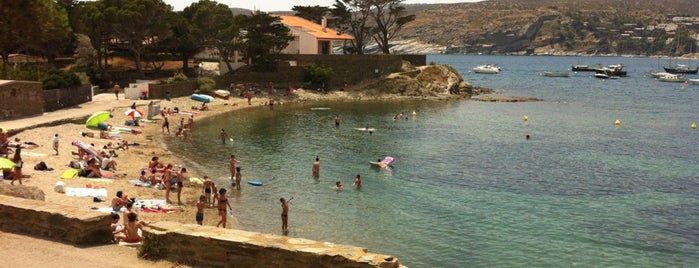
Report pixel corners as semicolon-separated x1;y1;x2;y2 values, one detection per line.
276;15;354;41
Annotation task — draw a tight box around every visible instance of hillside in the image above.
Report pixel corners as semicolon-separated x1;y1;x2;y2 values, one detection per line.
395;0;699;55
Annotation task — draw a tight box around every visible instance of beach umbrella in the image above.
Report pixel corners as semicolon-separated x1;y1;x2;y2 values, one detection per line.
0;157;16;170
124;108;144;118
86;111;112;127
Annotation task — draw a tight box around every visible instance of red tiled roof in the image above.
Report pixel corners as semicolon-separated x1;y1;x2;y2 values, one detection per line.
276;15;354;41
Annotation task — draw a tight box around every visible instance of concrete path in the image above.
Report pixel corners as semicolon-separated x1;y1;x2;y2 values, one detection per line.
1;94;156;135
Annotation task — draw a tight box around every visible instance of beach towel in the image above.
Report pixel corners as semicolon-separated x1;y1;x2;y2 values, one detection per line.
129;180;152;187
132;199;182;213
61;169;80;179
65;187;108;197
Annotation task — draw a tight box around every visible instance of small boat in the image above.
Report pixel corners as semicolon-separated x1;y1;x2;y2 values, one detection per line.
571;64;602;72
650;71;672;78
689;79;699;85
190;93;214;103
472;64;501;74
595;64;627;77
594;73;618;79
543;71;570;77
213;89;230;100
658;74;688;83
664;64;698;74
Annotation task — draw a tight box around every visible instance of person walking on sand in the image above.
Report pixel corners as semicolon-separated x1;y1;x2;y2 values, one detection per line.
312;156;320;177
280;197;289;232
52;133;59;155
202;176;215;207
216;188;232;228
113;83;121;100
196;195;205;225
162;116;170;134
176;167;187;205
220;129;227;144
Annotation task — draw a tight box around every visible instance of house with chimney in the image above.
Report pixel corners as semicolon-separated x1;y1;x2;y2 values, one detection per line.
275;15;355;55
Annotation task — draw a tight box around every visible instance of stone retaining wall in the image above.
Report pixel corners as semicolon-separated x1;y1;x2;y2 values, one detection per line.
0;195;405;267
0;195;112;245
144;221;403;268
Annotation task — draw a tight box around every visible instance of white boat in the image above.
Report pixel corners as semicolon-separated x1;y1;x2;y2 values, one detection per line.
473;64;501;74
658;74;688;83
650;71;672;78
688;79;699;85
594;73;618;79
543;71;570;77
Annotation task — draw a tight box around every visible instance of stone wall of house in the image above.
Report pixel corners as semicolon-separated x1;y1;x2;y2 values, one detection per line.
0;81;44;119
144;221;404;268
0;195;405;267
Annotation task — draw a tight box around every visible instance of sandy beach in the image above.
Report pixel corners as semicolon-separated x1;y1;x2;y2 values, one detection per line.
1;88;441;267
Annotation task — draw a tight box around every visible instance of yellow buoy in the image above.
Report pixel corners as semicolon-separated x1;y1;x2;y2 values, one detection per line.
523;115;528;122
692;123;697;129
615;119;621;126
412;111;417;116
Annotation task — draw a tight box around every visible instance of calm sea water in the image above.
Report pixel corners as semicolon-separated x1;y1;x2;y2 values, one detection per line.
166;55;699;267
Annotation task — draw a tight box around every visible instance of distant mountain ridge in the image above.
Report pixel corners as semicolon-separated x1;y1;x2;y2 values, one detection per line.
393;0;699;55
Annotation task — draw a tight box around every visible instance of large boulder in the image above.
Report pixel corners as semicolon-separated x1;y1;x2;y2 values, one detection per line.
365;62;474;97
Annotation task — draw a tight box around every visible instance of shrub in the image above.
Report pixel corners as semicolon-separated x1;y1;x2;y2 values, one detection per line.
166;72;188;84
41;69;82;89
303;64;334;90
197;77;215;95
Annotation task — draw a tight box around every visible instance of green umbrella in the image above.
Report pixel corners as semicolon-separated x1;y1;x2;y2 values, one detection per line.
85;111;112;127
0;157;16;170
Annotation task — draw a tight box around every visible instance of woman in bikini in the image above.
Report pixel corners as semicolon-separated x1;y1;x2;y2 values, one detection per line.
162;164;174;203
216;188;232;228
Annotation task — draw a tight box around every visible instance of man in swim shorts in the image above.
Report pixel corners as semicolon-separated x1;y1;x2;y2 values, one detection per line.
196;195;205;225
312;157;320;177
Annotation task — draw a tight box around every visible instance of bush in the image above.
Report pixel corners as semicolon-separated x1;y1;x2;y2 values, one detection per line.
166;72;188;84
197;77;215;95
41;69;82;89
303;64;334;90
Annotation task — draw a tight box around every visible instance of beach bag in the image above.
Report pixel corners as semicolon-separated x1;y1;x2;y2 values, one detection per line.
34;161;48;171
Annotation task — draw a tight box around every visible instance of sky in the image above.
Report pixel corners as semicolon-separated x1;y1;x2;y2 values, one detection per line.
164;0;483;12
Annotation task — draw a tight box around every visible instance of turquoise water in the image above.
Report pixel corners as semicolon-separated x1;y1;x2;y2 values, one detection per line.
166;55;699;267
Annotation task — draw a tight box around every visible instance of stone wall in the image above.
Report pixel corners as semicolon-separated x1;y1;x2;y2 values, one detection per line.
0;80;44;119
144;221;404;268
147;80;198;100
43;84;93;112
0;195;405;267
0;195;113;245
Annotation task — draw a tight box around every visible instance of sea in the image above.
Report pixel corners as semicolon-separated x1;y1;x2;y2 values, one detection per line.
165;55;699;267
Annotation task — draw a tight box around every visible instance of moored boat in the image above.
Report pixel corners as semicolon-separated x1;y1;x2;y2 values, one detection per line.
650;71;672;78
472;64;501;74
688;79;699;85
663;64;698;74
543;71;570;77
571;64;602;72
658;74;688;83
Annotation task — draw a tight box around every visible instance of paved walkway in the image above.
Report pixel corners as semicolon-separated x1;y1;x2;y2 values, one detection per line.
1;94;155;135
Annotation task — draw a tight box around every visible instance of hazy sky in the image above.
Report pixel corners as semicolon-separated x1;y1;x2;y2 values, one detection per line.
164;0;482;12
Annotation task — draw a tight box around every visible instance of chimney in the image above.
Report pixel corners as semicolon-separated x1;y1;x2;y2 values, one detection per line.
321;16;327;32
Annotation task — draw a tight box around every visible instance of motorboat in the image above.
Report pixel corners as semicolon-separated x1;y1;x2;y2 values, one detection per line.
663;64;698;74
571;64;602;72
594;73;619;79
472;64;501;74
595;64;627;77
658;74;688;83
650;71;672;78
688;79;699;85
543;71;570;77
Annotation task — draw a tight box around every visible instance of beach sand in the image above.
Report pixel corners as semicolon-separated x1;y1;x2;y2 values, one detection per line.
2;89;426;267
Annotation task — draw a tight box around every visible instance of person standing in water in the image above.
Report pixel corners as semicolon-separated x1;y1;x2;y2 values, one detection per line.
334;115;341;127
229;154;240;181
280;197;289;232
312;156;320;177
220;129;227;144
